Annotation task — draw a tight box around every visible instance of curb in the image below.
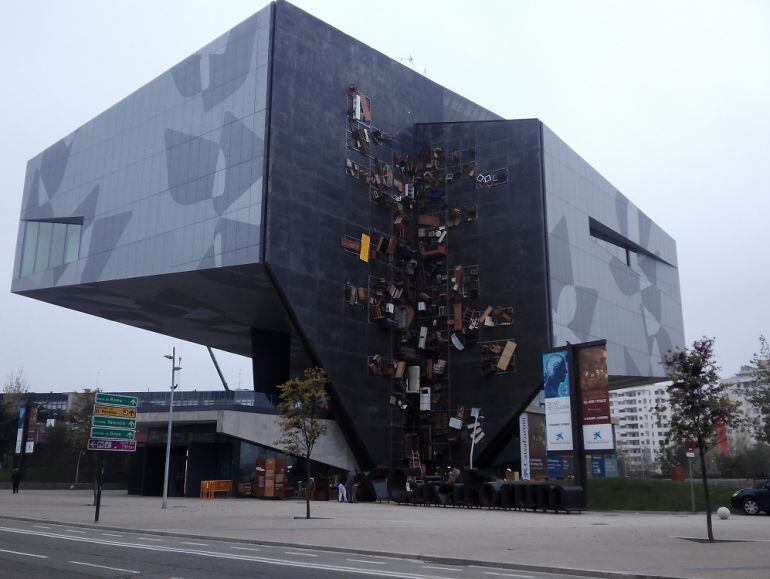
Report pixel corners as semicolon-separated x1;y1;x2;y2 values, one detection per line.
0;514;676;579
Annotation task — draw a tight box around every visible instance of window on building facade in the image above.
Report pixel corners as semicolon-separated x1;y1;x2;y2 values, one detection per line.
19;219;82;277
589;217;674;268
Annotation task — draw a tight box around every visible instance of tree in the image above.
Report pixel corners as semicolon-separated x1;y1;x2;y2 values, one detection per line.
67;389;99;456
275;368;329;519
656;442;688;478
716;442;770;478
1;369;30;466
748;335;770;444
2;367;30;415
659;337;744;542
67;389;99;502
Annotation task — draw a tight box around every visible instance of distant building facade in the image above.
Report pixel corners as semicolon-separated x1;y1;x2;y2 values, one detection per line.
722;365;763;451
609;384;671;473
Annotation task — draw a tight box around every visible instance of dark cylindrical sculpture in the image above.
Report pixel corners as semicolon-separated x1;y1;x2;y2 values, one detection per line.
463;469;485;491
525;484;539;510
536;484;551;511
428;481;442;505
560;485;587;512
463;485;480;507
364;468;390;502
436;486;453;506
514;483;527;509
357;476;376;502
499;483;516;508
478;481;503;508
414;481;426;503
452;482;465;506
548;484;564;511
387;468;420;504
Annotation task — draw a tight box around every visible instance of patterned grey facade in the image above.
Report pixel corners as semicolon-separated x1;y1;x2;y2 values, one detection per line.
10;1;684;468
543;126;684;382
13;6;270;292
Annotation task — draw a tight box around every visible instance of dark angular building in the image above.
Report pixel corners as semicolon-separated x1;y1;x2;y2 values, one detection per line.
11;1;684;470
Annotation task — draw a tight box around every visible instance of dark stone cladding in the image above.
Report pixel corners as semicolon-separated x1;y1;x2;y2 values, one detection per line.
413;120;551;466
264;0;526;468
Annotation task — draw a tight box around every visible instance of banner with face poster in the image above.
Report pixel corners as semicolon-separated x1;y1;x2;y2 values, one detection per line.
577;344;614;451
543;350;573;451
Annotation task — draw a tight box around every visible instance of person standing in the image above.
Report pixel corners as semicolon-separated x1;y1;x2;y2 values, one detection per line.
337;478;347;502
345;470;357;503
11;468;21;494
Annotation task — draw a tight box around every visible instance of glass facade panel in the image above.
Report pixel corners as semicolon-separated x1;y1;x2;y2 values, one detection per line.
14;5;272;288
20;221;38;277
34;222;53;273
17;220;82;276
49;222;67;268
64;224;81;263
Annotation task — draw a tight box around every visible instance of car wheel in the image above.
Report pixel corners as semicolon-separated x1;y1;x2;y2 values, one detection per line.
742;498;760;516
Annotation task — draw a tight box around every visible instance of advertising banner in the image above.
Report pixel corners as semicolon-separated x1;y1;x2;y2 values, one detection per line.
15;405;26;454
543;350;573;451
604;456;619;477
591;456;606;477
519;414;530;480
25;405;38;454
577;344;614;450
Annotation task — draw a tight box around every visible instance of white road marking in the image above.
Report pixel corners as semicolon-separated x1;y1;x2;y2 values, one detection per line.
65;529;86;534
33;525;51;530
137;537;163;542
70;560;141;574
181;541;208;546
422;566;461;572
483;572;535;578
285;551;317;557
231;546;261;552
0;548;48;559
347;558;387;565
102;533;123;537
0;526;455;579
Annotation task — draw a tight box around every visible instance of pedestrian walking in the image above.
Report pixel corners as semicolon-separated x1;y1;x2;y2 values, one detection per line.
337;479;347;502
11;468;21;494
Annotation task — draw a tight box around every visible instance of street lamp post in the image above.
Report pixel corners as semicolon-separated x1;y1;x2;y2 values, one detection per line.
75;448;86;485
162;347;181;510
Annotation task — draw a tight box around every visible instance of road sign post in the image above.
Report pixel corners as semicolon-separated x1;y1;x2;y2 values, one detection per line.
94;455;104;523
685;439;696;513
93;404;137;419
88;393;139;522
90;427;136;440
92;416;136;429
95;393;138;407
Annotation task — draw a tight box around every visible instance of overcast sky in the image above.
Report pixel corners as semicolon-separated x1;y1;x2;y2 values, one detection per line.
1;0;768;393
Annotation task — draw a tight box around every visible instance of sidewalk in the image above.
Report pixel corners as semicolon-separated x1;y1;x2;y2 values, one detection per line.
1;490;769;578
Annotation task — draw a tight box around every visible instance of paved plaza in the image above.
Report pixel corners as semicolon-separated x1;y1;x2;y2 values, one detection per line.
1;490;769;578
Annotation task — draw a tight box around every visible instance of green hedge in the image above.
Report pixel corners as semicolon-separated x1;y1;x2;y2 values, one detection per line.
588;477;736;511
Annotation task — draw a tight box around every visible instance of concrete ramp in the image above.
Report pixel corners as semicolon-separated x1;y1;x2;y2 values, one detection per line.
138;409;357;471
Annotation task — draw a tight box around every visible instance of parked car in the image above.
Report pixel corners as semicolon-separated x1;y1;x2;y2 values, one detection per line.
731;480;770;515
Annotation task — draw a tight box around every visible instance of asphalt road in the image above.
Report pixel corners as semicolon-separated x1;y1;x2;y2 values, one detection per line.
0;517;583;579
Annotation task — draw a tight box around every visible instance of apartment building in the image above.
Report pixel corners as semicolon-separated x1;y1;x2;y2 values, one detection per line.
609;384;671;473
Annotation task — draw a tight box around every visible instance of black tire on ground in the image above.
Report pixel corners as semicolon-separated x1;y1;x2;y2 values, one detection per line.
742;498;761;516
